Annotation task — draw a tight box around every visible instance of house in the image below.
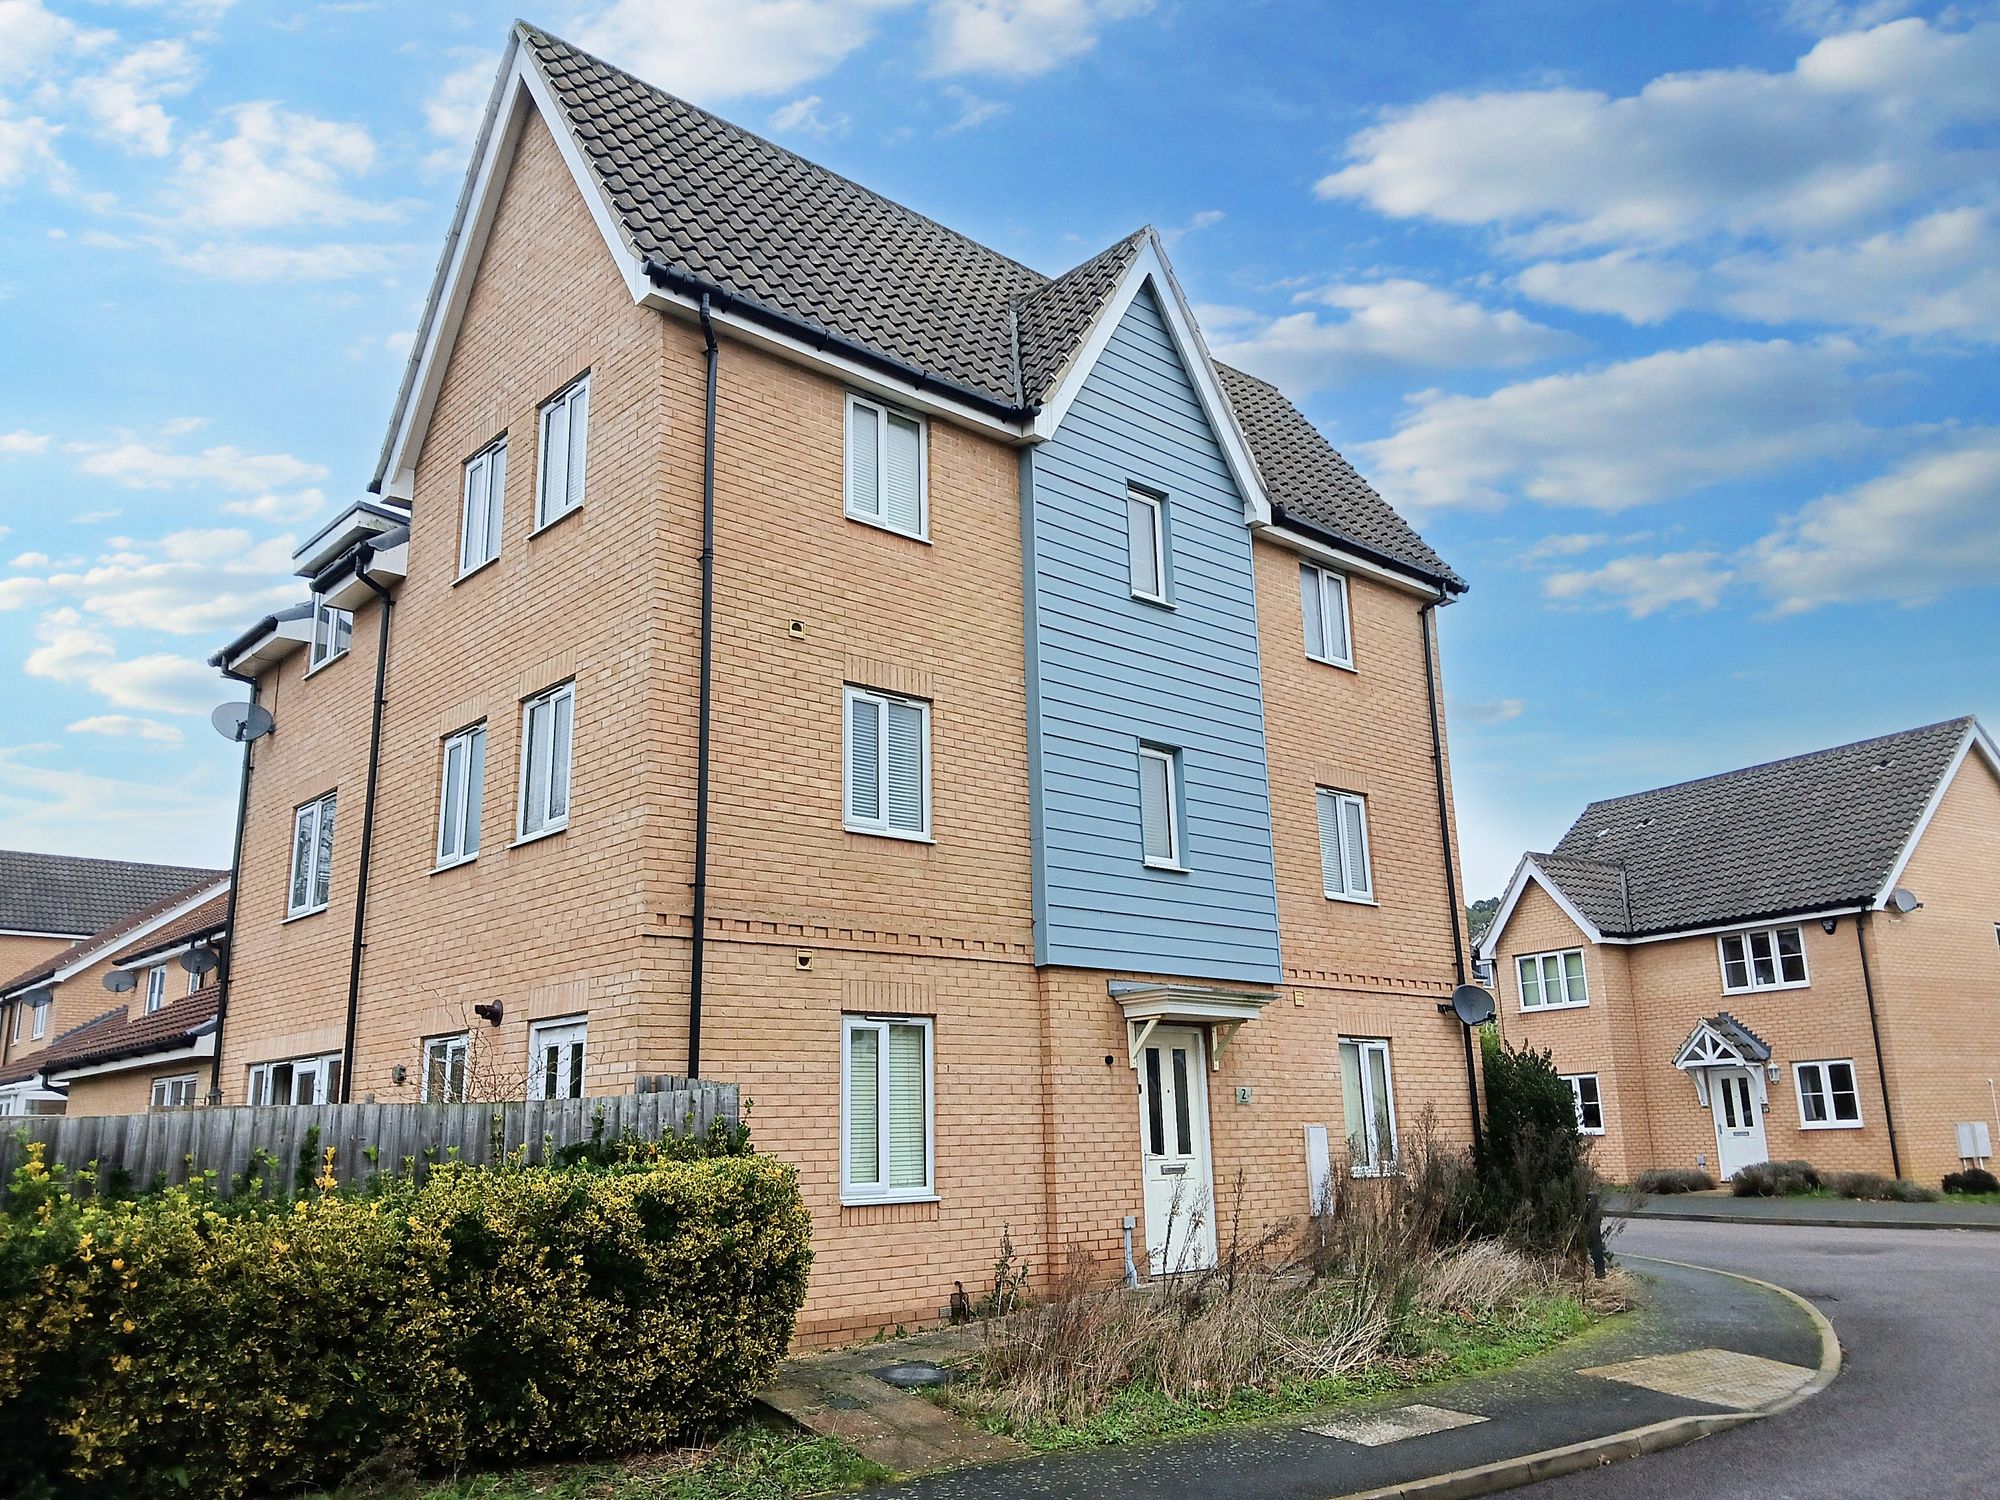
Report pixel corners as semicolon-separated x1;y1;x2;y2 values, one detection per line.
0;850;221;1011
1479;717;2000;1188
206;23;1476;1343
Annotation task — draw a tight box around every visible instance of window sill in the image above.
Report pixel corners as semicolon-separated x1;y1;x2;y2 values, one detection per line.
1580;1127;1607;1137
510;823;568;849
1132;591;1175;610
1349;1165;1400;1180
840;1191;939;1208
529;503;583;540
1521;999;1589;1014
845;509;931;546
1144;858;1190;874
1798;1120;1864;1131
430;854;479;875
1306;653;1358;675
1323;891;1379;906
1722;979;1811;996
282;906;328;924
303;651;348;679
845;823;935;844
453;555;500;586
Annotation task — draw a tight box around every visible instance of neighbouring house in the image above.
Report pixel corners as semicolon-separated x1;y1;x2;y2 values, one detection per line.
0;849;221;1013
1480;717;2000;1189
206;22;1476;1344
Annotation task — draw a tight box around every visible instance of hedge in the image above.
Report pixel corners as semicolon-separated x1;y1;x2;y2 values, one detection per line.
0;1145;812;1500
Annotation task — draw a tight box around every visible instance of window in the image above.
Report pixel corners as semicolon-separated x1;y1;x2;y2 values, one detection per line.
144;965;167;1014
31;1001;46;1041
151;1074;198;1109
1795;1060;1862;1128
1564;1073;1606;1135
436;723;487;866
188;967;201;996
1517;948;1589;1010
1138;745;1184;869
308;595;352;671
843;686;930;840
536;374;589;528
1126;486;1169;604
422;1033;470;1103
1339;1037;1397;1175
459;437;507;574
1316;788;1373;901
841;1015;933;1203
1300;563;1353;668
1719;925;1808;992
529;1016;586;1100
517;683;574;840
844;394;926;538
287;791;337;917
247;1053;342;1106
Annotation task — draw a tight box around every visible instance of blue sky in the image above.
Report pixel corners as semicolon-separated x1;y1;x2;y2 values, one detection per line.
0;0;1994;897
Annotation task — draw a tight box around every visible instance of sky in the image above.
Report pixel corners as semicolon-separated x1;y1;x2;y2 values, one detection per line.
0;0;1994;898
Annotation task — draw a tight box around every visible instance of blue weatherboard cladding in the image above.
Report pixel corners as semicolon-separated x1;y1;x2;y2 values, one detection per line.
1022;285;1282;983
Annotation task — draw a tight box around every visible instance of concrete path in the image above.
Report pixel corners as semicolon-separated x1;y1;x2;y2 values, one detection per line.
1611;1189;2000;1231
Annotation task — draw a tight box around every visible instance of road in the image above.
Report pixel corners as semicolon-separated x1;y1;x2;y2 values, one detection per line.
1521;1218;2000;1500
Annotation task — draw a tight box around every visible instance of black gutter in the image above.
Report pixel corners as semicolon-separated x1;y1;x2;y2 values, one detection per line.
208;666;258;1104
1422;600;1481;1152
1854;910;1904;1178
644;260;1039;426
1271;504;1465;598
687;296;720;1079
334;545;394;1104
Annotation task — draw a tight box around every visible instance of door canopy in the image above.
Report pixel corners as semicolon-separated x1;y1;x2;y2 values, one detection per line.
1673;1012;1772;1108
1110;980;1275;1071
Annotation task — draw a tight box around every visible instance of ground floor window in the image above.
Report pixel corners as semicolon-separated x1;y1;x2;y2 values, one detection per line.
247;1053;342;1105
841;1014;934;1203
1339;1037;1397;1176
1795;1059;1862;1128
1562;1073;1605;1135
423;1032;469;1103
528;1016;586;1100
151;1074;199;1109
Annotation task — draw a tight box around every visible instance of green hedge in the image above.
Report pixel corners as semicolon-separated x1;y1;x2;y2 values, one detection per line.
0;1146;812;1499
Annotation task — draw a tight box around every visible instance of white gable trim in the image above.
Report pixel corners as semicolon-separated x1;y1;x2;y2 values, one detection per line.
1253;521;1447;602
0;880;230;999
1871;718;1998;909
1476;856;1605;962
1030;233;1272;525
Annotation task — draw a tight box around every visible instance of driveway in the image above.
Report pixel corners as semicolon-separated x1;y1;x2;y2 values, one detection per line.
1518;1217;2000;1500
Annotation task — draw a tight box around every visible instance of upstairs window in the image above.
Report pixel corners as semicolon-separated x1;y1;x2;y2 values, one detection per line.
842;1014;934;1204
308;595;351;672
1720;925;1808;993
1564;1073;1606;1134
1300;563;1352;668
1340;1037;1398;1175
144;965;167;1014
459;437;506;574
1518;948;1589;1010
1126;486;1169;604
436;723;487;867
536;374;589;528
517;683;574;840
845;394;926;539
288;791;337;918
1316;788;1373;901
844;686;930;839
1796;1060;1862;1128
1138;744;1185;870
423;1033;470;1103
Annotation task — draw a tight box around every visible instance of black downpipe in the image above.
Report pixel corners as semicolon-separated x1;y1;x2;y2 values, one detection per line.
687;296;719;1079
338;555;394;1103
207;669;259;1104
1854;911;1904;1178
1421;601;1482;1151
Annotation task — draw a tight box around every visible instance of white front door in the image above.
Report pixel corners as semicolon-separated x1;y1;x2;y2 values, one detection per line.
1711;1067;1768;1180
1137;1025;1217;1274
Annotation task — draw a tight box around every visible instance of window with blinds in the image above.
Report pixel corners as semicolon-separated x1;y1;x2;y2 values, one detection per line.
1126;486;1169;603
845;394;927;539
518;683;574;839
1300;562;1353;668
536;374;589;528
842;1015;933;1202
459;437;506;574
1138;744;1184;869
843;686;930;839
1316;788;1373;901
288;790;337;917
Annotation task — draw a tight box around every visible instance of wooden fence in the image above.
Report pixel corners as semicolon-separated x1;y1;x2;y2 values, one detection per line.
0;1075;739;1196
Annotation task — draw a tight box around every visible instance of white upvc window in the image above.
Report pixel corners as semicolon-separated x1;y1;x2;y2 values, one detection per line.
459;437;507;575
1300;562;1353;669
150;1074;198;1109
843;686;931;840
308;594;352;672
31;1001;46;1041
1126;485;1169;604
287;791;337;918
517;683;574;840
187;967;200;995
423;1032;470;1103
1339;1037;1398;1175
1138;744;1185;870
436;723;487;867
841;1014;934;1204
528;1016;587;1100
144;965;168;1014
1719;925;1809;993
844;393;927;539
1563;1073;1606;1135
247;1053;342;1106
536;374;590;528
1518;948;1589;1010
1795;1059;1862;1129
1316;788;1373;901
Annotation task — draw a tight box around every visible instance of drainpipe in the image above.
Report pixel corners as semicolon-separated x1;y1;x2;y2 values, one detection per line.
1854;910;1904;1178
207;666;260;1104
1420;600;1481;1151
336;547;394;1103
687;295;719;1079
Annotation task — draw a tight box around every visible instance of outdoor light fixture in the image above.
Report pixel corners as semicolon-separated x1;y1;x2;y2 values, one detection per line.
472;999;503;1026
1821;917;1839;934
390;1064;408;1086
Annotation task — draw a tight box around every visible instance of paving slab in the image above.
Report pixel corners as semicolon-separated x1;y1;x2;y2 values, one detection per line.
1610;1191;2000;1231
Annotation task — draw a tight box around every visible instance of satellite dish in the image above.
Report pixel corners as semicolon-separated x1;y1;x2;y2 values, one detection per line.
1448;984;1497;1027
1890;888;1922;914
23;986;54;1010
103;970;138;993
210;701;274;743
180;945;219;976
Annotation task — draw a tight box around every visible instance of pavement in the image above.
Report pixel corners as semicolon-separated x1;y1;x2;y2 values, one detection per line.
1610;1188;2000;1232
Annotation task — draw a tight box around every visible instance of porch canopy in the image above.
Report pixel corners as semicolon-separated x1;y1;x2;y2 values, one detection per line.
1672;1012;1772;1107
1111;980;1276;1071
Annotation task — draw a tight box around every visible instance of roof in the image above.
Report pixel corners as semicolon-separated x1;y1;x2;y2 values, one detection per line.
108;889;230;968
39;987;218;1078
0;850;224;939
1525;717;1985;938
0;1006;125;1086
1;876;230;998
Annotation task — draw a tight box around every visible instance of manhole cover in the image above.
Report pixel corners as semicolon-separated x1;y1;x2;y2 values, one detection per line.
874;1361;952;1389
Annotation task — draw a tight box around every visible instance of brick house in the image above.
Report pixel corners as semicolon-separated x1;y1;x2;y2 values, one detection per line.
1480;717;2000;1189
206;23;1478;1342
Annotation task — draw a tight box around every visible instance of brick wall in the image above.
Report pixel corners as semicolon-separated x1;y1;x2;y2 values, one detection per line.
63;1060;208;1117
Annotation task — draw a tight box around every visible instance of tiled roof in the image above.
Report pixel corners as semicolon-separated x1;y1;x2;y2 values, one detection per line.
0;1006;125;1086
1014;231;1149;405
0;850;223;940
1536;717;1978;936
40;987;218;1077
107;890;230;968
1;876;229;997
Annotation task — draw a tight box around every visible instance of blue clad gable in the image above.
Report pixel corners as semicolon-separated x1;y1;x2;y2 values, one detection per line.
1022;284;1282;982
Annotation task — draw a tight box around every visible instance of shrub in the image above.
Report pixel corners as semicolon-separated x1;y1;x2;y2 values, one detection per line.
0;1145;811;1500
1633;1167;1716;1194
1824;1171;1940;1203
1944;1168;2000;1195
1730;1159;1820;1197
1456;1032;1596;1260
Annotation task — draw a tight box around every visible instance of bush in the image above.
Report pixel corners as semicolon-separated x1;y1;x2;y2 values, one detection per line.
1633;1167;1715;1194
1456;1032;1596;1260
1825;1171;1940;1203
1730;1159;1820;1197
1944;1168;2000;1195
0;1145;811;1500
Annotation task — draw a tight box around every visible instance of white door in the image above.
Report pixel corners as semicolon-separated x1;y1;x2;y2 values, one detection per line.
1137;1025;1217;1274
1712;1067;1768;1180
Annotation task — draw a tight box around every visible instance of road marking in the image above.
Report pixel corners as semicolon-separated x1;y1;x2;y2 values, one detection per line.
1307;1403;1488;1446
1580;1347;1814;1410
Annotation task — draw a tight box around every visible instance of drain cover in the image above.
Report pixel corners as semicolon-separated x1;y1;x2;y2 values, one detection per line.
874;1361;951;1389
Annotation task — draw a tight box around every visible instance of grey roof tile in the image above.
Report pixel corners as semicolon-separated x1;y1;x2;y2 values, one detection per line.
0;851;225;941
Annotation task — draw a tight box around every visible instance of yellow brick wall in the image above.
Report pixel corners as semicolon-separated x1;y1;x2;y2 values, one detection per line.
3;947;137;1074
63;1060;208;1118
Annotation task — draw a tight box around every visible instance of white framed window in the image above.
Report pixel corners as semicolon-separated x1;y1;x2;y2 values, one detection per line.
844;393;926;539
31;1001;46;1041
308;594;352;672
529;1016;587;1100
1339;1037;1397;1175
1138;744;1185;870
1316;788;1373;901
436;723;487;867
1517;948;1589;1011
843;686;930;840
1795;1059;1862;1129
1300;562;1353;669
150;1074;199;1109
144;965;168;1014
422;1032;470;1103
247;1053;342;1106
1126;485;1169;604
287;791;337;918
517;683;574;840
187;967;200;995
1563;1073;1606;1135
1719;925;1809;993
841;1014;934;1204
459;437;507;575
536;373;589;528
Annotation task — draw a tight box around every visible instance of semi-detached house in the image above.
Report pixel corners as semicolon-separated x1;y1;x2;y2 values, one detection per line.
207;23;1477;1342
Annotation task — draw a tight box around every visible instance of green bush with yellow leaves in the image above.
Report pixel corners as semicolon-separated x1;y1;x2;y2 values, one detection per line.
0;1143;812;1500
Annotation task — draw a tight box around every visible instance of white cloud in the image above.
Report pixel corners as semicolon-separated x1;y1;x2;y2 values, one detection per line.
1517;532;1609;562
72;38;199;156
1159;208;1224;245
0;0;109;85
159;239;408;282
1452;697;1527;726
1784;1;1913;38
0;112;62;189
0;429;48;454
1514;251;1699;324
24;608;219;714
171;102;390;231
0;744;232;866
71;438;327;491
9;551;50;567
0;524;304;636
425;57;495;146
1544;550;1732;617
926;0;1152;78
570;0;909;100
219;487;326;523
68;713;184;743
938;83;1007;132
767;93;850;138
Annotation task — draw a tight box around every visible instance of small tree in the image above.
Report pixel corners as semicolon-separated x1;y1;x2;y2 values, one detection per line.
1457;1030;1596;1260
